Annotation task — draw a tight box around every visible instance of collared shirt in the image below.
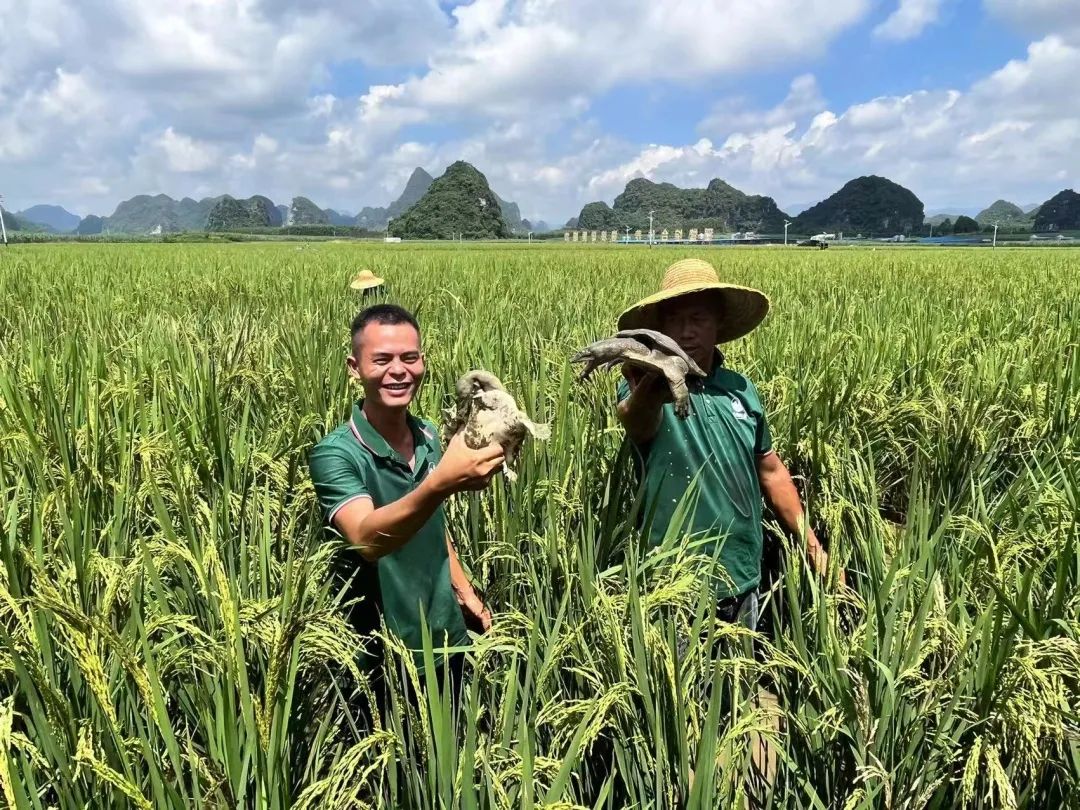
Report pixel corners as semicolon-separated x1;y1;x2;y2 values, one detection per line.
308;401;468;668
617;354;772;598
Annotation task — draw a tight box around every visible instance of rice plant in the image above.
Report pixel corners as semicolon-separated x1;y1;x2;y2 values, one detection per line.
0;242;1077;808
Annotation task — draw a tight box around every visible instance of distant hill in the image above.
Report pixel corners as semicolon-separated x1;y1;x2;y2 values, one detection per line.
75;215;105;235
925;206;981;219
496;194;524;232
276;204;289;225
975;200;1035;229
575;177;789;232
793;176;923;236
206;195;279;230
1033;189;1080;232
17;204;80;232
289;196;330;226
325;209;354;226
925;214;957;227
356;167;435;229
564;216;579;229
355;166;525;233
105;194;225;233
1;207;49;233
389;161;510;240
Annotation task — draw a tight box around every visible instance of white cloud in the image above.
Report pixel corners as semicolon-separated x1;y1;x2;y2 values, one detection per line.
577;33;1080;214
699;75;825;137
0;0;1078;225
369;0;868;122
874;0;946;41
153;128;219;173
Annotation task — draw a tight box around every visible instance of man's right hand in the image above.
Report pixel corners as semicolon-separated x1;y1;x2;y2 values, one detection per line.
622;364;672;404
428;433;505;495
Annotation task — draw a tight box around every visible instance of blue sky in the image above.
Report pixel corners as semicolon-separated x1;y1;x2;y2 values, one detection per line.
2;0;1078;223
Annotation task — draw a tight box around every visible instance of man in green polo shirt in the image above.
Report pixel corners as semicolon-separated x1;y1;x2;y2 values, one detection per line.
308;303;503;685
616;259;837;627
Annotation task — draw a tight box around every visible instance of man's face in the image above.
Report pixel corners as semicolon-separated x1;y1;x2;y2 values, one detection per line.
659;293;720;366
348;322;425;409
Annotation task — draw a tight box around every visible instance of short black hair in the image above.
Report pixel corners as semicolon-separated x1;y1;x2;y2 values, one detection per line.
351;303;420;342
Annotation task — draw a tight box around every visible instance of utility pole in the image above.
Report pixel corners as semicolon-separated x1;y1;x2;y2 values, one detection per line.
648;210;655;245
783;220;791;246
0;194;8;246
528;231;533;244
929;222;934;238
624;225;630;244
993;222;999;249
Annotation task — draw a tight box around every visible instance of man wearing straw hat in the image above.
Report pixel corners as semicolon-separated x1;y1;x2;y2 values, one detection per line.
350;269;386;296
616;258;835;627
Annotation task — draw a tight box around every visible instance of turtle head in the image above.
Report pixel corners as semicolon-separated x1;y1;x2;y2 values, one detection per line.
457;369;504;398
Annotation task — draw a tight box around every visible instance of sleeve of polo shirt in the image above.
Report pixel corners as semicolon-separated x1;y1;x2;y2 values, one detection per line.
746;378;774;456
422;419;444;463
308;443;371;525
616;377;631;404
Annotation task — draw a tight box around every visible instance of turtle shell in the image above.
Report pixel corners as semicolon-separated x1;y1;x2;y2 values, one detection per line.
615;329;707;377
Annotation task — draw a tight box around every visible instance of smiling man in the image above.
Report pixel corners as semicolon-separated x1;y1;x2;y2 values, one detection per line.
616;259;836;628
308;304;503;690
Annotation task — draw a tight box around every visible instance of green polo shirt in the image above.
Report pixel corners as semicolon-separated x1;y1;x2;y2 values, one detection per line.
617;357;772;599
308;402;468;669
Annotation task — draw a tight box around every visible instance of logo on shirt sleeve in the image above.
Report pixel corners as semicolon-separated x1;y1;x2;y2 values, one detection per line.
730;396;749;420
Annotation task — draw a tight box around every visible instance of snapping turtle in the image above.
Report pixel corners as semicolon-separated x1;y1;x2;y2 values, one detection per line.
443;370;551;482
570;328;707;418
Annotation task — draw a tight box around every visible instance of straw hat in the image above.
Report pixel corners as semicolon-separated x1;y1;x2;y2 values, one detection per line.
349;269;385;291
617;258;769;343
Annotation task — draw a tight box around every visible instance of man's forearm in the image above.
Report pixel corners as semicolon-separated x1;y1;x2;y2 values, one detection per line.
760;464;822;553
446;537;483;611
341;477;446;560
617;388;663;445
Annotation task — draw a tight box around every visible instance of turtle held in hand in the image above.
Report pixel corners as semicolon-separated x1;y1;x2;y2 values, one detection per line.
570;328;707;418
443;370;551;482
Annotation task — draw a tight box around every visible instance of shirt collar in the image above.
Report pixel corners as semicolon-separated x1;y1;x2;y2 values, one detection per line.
695;349;726;386
349;401;436;469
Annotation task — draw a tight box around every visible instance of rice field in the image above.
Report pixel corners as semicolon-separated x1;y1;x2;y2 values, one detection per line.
0;242;1077;809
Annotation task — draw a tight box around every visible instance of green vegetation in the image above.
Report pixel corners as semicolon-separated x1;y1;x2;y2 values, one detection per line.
206;195;280;231
495;194;524;232
975;200;1034;230
74;214;105;235
289;196;330;226
794;175;924;236
577;177;789;232
953;214;980;234
389;162;510;239
0;242;1076;807
1034;189;1080;232
105;194;225;234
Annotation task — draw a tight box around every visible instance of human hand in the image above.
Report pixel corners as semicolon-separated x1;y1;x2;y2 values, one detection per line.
621;364;672;403
461;596;492;633
808;531;846;588
429;433;505;495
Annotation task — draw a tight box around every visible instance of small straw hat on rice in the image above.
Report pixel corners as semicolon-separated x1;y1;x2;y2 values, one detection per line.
349;269;385;291
617;258;770;343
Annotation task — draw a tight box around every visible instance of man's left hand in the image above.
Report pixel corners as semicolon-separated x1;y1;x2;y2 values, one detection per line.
807;530;846;588
462;598;492;633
